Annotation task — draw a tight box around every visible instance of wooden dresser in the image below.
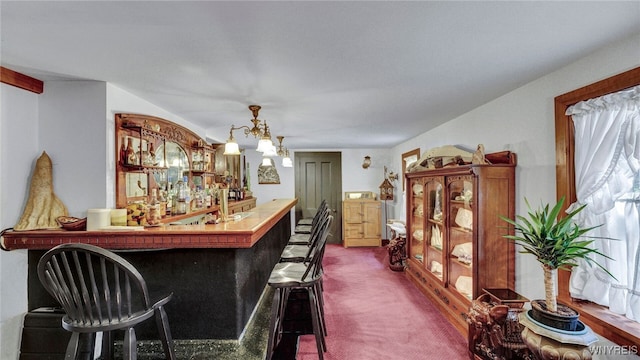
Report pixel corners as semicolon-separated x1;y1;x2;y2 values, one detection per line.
342;198;381;247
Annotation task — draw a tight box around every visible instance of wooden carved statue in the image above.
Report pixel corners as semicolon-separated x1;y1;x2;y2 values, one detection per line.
386;222;406;271
14;151;68;231
468;294;532;360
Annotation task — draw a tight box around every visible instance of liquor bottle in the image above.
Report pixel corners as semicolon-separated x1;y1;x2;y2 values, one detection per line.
205;186;212;208
175;177;187;215
166;183;174;216
147;188;161;225
185;181;192;213
119;138;126;165
195;186;204;210
125;138;137;165
158;188;167;217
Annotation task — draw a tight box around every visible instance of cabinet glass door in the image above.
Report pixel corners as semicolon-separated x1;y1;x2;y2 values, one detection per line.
447;175;474;301
408;177;425;264
424;177;444;281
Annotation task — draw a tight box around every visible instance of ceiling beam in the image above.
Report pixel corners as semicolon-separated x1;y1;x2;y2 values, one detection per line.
1;66;43;94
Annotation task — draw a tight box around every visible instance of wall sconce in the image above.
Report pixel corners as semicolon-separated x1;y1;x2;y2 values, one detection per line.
362;155;371;169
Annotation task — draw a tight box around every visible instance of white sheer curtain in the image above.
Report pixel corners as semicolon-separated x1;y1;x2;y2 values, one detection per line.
566;85;640;322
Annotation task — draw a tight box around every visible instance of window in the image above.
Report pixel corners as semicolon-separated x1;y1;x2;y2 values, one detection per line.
555;66;640;347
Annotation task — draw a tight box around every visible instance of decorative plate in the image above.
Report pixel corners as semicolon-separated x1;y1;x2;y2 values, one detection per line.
412;183;423;196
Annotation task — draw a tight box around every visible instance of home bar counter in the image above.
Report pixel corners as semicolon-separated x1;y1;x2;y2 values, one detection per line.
1;198;296;341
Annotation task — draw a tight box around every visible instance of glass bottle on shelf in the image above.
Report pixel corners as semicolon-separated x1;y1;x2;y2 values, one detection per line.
175;177;187;215
125;137;137;166
194;186;204;210
184;177;192;214
204;152;211;172
229;186;236;201
166;183;174;216
119;137;126;165
157;188;167;217
143;143;156;166
205;186;212;208
147;188;161;225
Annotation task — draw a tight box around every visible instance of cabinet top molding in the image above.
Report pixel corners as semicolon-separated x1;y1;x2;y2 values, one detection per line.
406;151;517;178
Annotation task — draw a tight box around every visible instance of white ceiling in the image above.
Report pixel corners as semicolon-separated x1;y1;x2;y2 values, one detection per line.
2;1;639;149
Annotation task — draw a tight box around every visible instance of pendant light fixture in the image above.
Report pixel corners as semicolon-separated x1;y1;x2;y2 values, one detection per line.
277;136;293;167
282;149;293;167
223;128;241;155
225;105;273;154
223;105;292;166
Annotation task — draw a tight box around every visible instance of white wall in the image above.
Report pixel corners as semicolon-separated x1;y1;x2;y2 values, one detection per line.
0;83;39;360
390;32;640;301
39;81;108;216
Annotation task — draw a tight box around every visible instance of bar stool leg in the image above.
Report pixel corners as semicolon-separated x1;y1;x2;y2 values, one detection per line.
308;288;325;359
265;288;282;360
314;282;328;337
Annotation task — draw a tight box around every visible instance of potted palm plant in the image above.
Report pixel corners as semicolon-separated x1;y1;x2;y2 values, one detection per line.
500;196;615;331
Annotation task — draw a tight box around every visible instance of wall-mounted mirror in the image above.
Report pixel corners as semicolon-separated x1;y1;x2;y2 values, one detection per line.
214;146;241;187
402;148;420;191
115;113;246;216
154;141;189;190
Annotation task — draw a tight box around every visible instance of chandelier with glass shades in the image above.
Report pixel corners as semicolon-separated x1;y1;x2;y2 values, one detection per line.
223;105;292;167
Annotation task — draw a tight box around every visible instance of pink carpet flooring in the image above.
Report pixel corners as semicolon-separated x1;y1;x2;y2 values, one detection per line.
297;244;469;359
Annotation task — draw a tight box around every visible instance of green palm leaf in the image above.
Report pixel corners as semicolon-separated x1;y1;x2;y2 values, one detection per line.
499;196;616;280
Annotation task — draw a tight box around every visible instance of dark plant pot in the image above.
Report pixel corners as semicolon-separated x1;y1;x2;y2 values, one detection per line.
530;299;580;331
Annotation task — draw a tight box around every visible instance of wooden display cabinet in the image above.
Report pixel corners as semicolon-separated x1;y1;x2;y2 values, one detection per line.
404;153;517;336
